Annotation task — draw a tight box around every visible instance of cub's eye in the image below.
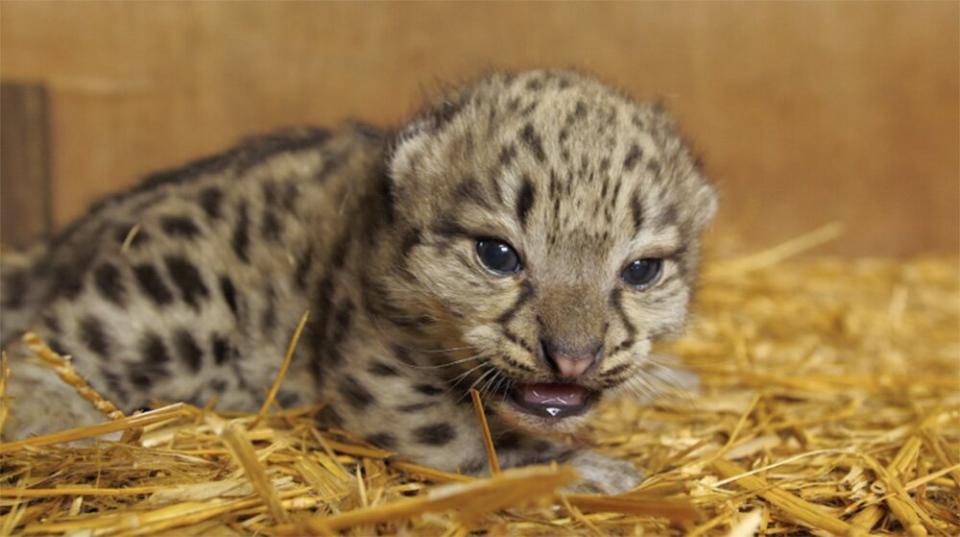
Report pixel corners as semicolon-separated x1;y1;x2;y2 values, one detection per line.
476;239;521;274
621;258;663;288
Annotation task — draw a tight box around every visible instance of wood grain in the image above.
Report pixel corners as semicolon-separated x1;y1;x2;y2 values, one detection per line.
1;82;51;247
1;2;957;255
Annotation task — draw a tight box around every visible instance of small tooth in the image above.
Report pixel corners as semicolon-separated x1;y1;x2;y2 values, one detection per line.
546;407;561;417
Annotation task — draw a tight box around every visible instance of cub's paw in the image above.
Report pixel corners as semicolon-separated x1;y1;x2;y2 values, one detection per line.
564;450;644;495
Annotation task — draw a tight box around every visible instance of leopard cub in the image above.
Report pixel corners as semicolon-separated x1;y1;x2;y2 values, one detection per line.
1;70;716;493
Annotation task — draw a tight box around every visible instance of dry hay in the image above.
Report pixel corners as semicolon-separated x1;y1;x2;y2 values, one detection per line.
1;225;957;536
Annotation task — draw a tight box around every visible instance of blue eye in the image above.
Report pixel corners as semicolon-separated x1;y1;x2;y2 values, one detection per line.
621;258;663;288
476;239;521;274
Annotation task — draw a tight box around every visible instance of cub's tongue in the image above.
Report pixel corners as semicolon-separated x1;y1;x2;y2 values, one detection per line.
511;383;595;419
519;383;588;406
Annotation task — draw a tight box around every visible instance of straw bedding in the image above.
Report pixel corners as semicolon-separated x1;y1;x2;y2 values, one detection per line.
1;227;957;536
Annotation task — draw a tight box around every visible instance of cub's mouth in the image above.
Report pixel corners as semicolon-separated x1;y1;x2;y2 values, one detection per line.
507;382;600;419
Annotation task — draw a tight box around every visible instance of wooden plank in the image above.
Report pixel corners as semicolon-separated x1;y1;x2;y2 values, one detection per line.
0;3;956;255
1;82;51;248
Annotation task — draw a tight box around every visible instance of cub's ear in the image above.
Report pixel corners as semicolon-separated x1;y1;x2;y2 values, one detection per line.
388;96;468;187
691;180;719;231
388;117;433;189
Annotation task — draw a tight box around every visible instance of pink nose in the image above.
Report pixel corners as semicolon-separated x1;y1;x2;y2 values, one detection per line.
542;340;601;379
553;354;595;378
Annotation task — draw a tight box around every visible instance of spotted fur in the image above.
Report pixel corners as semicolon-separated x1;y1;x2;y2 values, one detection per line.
1;71;716;493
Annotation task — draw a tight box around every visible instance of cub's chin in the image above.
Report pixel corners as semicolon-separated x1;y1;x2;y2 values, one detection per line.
491;382;602;436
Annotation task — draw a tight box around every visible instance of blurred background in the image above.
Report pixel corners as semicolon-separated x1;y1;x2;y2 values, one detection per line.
1;1;957;256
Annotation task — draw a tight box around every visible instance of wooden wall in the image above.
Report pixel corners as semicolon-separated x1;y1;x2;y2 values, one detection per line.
2;2;957;255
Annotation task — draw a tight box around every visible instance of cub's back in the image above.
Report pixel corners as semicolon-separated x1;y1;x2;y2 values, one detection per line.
1;124;386;435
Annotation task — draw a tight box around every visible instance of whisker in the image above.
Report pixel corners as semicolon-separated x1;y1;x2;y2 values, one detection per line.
405;353;485;370
467;367;498;396
415;344;476;354
480;370;502;397
447;361;489;388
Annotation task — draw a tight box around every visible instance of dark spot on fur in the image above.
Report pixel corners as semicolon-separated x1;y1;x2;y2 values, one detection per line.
496;280;534;325
519;123;546;162
261;181;278;206
2;270;27;309
415;384;444;396
261;296;277;334
79;316;110;357
261;209;282;241
161;216;201;239
219;275;239;319
533;440;554;453
369;361;400;376
100;368;129;402
212;335;232;365
324;301;354;366
397;402;434;413
199;187;223;219
42;314;61;334
496;431;523;450
610;288;637;350
340;375;374;410
399;228;422;259
432;218;470;238
317;406;343;428
516;177;536;227
294;246;314;290
174;329;203;372
128;369;153;389
452;176;491;209
133;264;174;306
630;195;644;233
574;101;587;119
365;432;397;450
432;98;466;129
47;338;69;357
414;423;456;446
165;256;209;309
328;230;352;270
141;332;170;365
93;262;126;306
601;362;632;379
232;202;250;262
499;144;517;166
281;183;300;211
660;204;679;229
130;333;171;389
57;265;85;299
623;144;643;171
277;391;300;407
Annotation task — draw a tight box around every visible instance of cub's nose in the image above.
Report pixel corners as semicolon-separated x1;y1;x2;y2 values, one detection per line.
540;339;603;379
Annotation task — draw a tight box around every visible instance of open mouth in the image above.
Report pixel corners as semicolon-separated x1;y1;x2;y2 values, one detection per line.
508;382;599;419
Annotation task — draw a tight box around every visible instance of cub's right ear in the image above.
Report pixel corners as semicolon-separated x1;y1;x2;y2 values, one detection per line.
388;117;434;189
389;94;469;187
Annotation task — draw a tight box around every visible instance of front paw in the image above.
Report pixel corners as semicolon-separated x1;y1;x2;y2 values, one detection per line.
564;451;644;494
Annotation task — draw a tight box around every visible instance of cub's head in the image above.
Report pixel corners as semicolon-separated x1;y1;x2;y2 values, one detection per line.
381;70;716;434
